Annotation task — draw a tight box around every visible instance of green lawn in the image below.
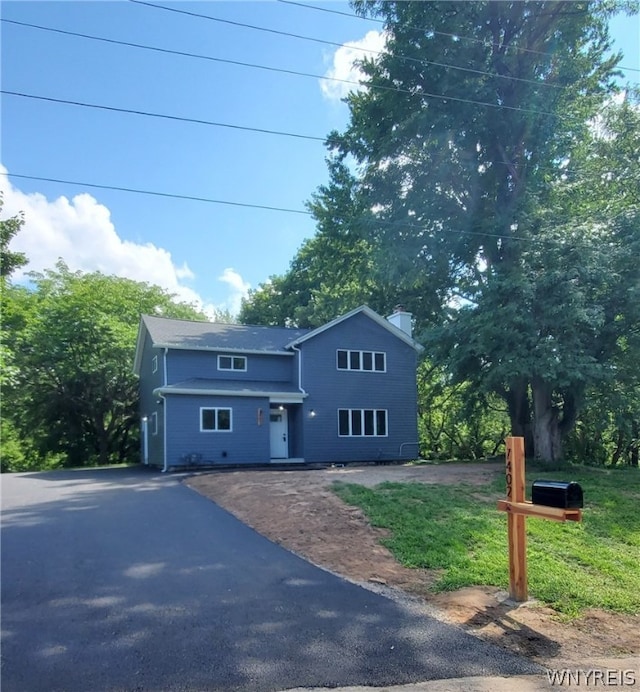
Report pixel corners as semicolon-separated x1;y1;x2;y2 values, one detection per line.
332;466;640;617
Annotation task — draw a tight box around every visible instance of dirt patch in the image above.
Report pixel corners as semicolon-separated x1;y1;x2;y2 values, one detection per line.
185;463;639;667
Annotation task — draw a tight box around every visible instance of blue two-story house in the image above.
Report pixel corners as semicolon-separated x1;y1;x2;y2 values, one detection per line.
133;305;423;471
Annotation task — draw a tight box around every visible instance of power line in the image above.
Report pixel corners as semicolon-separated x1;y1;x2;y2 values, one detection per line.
1;90;325;143
0;171;506;241
278;0;640;74
2;18;562;119
5;18;549;115
2;90;615;180
1;172;313;216
1;171;617;250
127;0;569;90
0;18;374;96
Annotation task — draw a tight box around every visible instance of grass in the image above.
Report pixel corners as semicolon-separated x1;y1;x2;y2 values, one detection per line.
332;465;640;617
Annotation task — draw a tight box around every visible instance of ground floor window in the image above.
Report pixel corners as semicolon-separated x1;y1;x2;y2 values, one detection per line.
338;409;387;437
200;407;232;432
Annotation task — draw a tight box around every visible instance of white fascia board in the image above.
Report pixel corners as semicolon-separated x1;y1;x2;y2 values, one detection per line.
153;387;306;402
286;304;424;352
269;394;307;404
152;344;294;357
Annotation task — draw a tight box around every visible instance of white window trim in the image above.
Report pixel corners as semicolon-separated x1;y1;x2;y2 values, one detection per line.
151;355;158;374
336;349;386;372
338;408;388;437
150;411;158;436
200;406;233;432
217;354;248;372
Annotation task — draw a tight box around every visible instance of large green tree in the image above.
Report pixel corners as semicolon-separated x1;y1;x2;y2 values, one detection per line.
320;0;637;461
1;263;205;470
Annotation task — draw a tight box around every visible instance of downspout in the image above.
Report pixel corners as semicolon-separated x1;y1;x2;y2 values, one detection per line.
161;347;169;473
291;344;307;461
141;417;149;465
291;344;307;396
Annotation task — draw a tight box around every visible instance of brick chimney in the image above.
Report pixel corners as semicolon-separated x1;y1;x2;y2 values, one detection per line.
386;304;412;337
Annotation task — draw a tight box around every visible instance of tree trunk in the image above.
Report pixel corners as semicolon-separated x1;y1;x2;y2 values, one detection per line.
505;379;534;457
611;429;624;466
532;378;562;463
94;414;110;466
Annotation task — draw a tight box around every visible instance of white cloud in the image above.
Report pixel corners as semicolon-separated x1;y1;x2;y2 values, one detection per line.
320;30;387;102
217;267;251;316
0;166;225;315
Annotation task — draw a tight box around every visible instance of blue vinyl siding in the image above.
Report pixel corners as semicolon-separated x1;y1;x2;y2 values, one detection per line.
137;332;166;466
167;350;294;384
300;312;418;463
165;395;271;466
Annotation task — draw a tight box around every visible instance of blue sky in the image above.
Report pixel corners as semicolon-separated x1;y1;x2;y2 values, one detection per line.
1;2;638;317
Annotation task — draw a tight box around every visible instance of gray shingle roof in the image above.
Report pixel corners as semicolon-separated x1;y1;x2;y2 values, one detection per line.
141;315;310;353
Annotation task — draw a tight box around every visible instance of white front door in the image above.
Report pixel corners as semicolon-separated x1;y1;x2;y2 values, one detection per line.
270;408;288;459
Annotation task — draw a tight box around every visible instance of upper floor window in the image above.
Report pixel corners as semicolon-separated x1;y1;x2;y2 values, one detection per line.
151;355;158;374
337;349;386;372
200;407;232;432
218;355;247;372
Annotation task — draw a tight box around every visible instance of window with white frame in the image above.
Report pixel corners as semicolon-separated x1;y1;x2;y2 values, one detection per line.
152;355;158;374
338;409;388;437
200;407;232;432
217;355;247;372
150;411;158;435
336;349;386;372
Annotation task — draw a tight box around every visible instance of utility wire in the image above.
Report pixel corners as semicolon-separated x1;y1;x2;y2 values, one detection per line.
1;171;617;249
1;172;313;215
0;18;376;96
0;171;509;241
278;0;640;74
1;90;325;142
2;90;617;180
5;17;550;115
127;0;569;90
2;18;562;118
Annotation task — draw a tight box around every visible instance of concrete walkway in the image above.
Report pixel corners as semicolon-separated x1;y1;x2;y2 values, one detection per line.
286;655;639;691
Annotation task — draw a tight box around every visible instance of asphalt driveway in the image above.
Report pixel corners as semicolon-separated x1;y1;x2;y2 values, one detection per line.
1;467;541;691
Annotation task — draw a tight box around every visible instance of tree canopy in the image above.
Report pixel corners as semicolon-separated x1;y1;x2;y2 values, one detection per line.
241;1;639;463
1;261;206;471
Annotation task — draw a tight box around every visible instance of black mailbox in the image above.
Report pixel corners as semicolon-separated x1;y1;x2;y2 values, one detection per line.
531;480;583;509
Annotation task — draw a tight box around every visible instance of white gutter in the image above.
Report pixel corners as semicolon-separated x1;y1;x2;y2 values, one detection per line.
152;344;294;357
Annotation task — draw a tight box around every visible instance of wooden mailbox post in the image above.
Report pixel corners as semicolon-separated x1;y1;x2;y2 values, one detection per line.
497;437;582;602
